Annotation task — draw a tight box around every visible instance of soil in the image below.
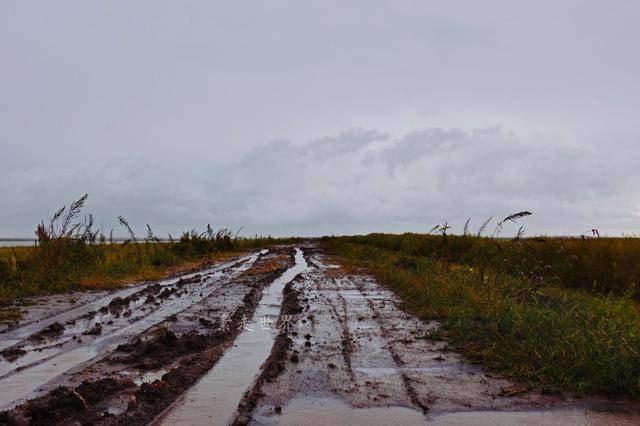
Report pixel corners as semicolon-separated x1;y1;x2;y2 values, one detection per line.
1;243;638;426
0;248;294;425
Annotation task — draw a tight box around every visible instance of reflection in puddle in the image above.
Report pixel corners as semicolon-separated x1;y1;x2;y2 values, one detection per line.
258;397;426;426
257;396;640;426
0;347;60;377
0;346;97;410
356;366;455;378
133;369;168;386
0;252;264;411
430;409;640;425
158;249;307;426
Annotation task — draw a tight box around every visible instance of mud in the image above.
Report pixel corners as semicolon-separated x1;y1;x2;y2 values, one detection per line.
0;247;295;425
156;248;307;426
246;246;640;425
232;278;304;425
1;244;639;425
27;322;65;342
0;347;26;363
22;378;135;425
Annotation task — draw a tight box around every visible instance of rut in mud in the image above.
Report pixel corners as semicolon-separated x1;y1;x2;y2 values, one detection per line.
240;247;640;425
0;247;296;425
156;248;308;426
1;244;639;426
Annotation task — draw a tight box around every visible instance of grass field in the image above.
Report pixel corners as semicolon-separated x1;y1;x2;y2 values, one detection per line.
322;234;640;399
0;196;298;322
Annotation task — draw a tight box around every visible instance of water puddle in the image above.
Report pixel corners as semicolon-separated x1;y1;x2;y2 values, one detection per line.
157;248;308;426
309;258;339;269
0;347;61;378
0;252;263;410
0;253;257;353
0;346;97;410
133;369;169;386
336;289;393;301
254;396;640;426
430;409;640;425
258;396;426;426
355;366;455;378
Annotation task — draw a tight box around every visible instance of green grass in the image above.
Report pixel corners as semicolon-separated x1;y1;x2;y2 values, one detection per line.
340;233;640;297
322;235;640;399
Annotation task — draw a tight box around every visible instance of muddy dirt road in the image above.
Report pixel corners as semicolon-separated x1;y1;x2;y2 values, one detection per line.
1;245;638;425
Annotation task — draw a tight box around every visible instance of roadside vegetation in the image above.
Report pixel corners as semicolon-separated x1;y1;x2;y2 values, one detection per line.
321;215;640;399
0;195;297;320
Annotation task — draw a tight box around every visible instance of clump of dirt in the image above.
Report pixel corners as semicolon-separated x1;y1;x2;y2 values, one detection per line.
176;275;201;287
102;297;128;313
0;346;27;362
0;378;135;426
110;328;239;370
28;322;65;341
99;284;164;315
301;246;321;266
199;317;214;328
233;279;303;426
157;288;176;299
111;328;212;370
84;323;103;336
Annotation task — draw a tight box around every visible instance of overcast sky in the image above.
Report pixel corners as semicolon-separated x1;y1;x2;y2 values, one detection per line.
2;1;639;237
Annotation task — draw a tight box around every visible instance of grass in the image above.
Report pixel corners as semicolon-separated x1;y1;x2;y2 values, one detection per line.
0;196;299;321
322;235;640;399
339;232;640;298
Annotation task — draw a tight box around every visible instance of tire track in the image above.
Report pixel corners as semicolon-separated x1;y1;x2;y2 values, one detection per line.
0;252;263;411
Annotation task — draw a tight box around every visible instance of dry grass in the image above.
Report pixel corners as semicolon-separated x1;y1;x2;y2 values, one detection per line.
0;196;300;314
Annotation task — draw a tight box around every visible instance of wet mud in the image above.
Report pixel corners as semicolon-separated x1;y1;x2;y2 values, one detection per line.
232;278;304;426
0;248;294;424
1;244;639;425
246;246;640;425
156;248;307;426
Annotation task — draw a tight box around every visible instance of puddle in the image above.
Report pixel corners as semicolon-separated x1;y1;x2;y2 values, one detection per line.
0;346;97;410
0;253;258;353
256;396;426;426
430;409;640;425
253;396;640;426
337;289;393;301
157;248;308;426
310;258;339;269
0;252;263;411
0;346;60;378
355;366;455;378
133;369;169;386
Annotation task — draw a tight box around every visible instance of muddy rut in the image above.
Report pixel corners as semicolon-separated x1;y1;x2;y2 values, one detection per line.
1;245;639;425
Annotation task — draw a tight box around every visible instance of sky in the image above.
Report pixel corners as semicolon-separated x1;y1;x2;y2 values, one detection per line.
1;1;639;238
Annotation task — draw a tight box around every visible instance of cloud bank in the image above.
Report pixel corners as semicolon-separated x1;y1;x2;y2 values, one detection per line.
2;126;639;238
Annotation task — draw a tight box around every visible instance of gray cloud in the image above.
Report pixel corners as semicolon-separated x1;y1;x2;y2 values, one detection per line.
2;2;640;237
2;126;639;238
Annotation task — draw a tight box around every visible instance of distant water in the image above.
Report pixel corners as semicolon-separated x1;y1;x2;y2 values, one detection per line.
0;239;169;247
0;240;36;248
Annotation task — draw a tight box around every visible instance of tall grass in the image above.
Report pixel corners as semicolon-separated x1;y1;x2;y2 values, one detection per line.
322;236;640;398
337;231;640;298
0;196;298;303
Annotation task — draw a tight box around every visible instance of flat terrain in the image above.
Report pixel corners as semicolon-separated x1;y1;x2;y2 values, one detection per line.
0;245;638;425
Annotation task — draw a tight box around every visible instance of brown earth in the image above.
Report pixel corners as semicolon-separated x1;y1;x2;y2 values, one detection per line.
1;244;639;426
